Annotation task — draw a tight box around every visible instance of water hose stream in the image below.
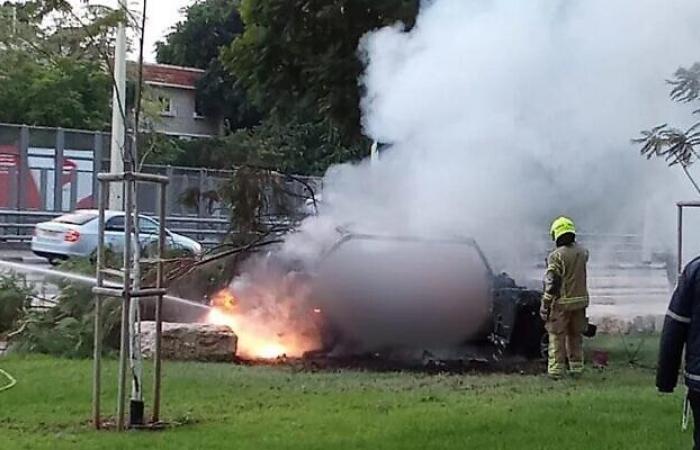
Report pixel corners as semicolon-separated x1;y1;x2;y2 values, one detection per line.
0;368;17;393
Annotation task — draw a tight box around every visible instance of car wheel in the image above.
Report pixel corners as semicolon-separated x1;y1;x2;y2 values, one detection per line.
48;257;61;266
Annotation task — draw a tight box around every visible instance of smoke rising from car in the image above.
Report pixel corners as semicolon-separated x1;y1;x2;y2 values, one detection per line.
222;0;700;355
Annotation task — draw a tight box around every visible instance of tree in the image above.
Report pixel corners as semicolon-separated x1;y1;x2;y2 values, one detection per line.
155;0;244;70
0;1;119;130
636;62;700;192
146;114;362;176
155;0;258;131
0;56;112;129
223;0;419;142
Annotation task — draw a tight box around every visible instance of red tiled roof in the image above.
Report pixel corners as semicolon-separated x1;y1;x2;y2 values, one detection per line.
129;62;205;89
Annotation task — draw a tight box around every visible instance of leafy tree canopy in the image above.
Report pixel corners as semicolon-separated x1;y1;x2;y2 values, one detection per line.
155;0;243;70
636;63;700;169
155;0;258;131
223;0;419;142
0;1;118;129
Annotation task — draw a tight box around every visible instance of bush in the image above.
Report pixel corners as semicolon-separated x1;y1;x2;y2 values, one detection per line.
0;273;32;335
12;256;122;358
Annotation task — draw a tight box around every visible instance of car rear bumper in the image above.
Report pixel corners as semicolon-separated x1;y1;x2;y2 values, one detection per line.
30;238;92;258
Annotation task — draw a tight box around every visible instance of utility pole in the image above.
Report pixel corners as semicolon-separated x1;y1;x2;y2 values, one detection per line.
109;0;128;210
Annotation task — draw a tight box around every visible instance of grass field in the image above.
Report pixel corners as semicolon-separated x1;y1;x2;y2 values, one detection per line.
0;335;690;450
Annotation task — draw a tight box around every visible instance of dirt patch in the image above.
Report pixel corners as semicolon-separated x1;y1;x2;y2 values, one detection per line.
239;351;546;375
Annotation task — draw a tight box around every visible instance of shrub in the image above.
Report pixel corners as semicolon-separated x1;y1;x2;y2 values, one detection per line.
0;273;32;335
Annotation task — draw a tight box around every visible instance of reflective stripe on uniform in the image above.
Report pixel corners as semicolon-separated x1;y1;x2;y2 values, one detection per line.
667;309;691;324
685;371;700;381
557;296;588;305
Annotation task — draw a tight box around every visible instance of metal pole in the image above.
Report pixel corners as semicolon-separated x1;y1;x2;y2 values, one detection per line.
116;178;133;431
678;204;684;276
92;181;108;430
55;129;64;212
18;126;29;210
109;0;127;211
152;183;166;423
92;133;102;208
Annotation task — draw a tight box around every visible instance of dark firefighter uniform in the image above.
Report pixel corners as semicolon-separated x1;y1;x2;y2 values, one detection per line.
657;256;700;449
540;217;590;377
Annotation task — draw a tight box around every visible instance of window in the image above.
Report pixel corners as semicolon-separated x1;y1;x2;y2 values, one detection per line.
138;216;159;234
105;215;161;234
105;216;124;232
193;95;206;119
159;96;175;117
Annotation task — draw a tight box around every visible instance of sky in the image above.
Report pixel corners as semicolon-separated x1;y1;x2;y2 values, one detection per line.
69;0;194;61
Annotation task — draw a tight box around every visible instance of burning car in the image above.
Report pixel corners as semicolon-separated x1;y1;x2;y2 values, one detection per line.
207;232;549;363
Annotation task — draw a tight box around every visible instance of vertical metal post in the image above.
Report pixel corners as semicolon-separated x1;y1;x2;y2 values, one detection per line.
18;126;29;210
8;166;18;209
198;169;206;218
39;170;48;210
116;177;133;431
166;166;174;215
70;171;78;211
93;133;103;208
92;180;108;430
152;182;167;423
678;204;684;276
55;129;65;212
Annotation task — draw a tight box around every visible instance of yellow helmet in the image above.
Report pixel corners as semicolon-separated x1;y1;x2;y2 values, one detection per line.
550;216;576;241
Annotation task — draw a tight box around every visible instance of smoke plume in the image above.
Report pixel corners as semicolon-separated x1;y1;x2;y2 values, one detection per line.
223;0;700;355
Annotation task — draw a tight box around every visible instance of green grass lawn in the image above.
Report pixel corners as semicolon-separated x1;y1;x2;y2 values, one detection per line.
0;335;689;450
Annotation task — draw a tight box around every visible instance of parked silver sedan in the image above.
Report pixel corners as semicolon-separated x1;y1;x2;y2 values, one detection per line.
31;210;203;264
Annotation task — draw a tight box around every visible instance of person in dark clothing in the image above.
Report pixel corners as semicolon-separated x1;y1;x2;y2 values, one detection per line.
657;256;700;449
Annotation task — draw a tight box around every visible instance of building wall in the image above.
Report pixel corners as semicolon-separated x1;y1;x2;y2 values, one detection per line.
149;85;221;138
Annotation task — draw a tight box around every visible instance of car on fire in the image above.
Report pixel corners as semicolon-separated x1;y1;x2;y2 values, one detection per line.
310;232;595;361
31;209;202;264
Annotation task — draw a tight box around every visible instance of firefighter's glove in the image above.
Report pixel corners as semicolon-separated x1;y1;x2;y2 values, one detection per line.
539;302;550;322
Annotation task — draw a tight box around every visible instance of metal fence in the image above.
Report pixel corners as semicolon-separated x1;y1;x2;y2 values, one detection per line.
0;123;321;246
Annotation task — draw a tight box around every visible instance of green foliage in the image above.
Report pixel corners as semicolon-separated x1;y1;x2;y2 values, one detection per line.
156;0;259;131
0;1;117;130
12;256;121;358
0;55;112;129
0;273;31;335
156;115;365;175
155;0;244;70
636;62;700;169
0;335;689;450
195;59;261;131
224;0;419;140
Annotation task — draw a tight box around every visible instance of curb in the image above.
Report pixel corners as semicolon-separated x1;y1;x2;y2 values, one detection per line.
0;256;47;265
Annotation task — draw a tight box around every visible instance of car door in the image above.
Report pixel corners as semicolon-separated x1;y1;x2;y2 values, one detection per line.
104;215;125;251
137;216;161;253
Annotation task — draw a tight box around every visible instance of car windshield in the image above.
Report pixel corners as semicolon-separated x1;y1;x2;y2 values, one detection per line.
54;212;97;225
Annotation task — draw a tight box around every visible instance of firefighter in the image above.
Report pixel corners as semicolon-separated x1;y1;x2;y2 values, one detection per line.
540;216;590;378
657;257;700;449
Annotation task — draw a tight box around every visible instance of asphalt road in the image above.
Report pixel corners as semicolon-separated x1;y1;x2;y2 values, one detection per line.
0;249;60;299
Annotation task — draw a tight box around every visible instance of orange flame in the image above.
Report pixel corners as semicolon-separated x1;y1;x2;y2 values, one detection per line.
206;288;322;360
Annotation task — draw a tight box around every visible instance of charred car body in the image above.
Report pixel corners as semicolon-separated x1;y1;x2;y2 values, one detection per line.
309;233;551;360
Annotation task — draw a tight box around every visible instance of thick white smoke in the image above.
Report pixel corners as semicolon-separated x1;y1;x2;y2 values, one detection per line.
312;0;700;270
224;0;700;356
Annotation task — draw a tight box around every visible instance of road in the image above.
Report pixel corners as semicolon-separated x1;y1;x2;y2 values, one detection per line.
0;250;60;300
523;264;672;322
